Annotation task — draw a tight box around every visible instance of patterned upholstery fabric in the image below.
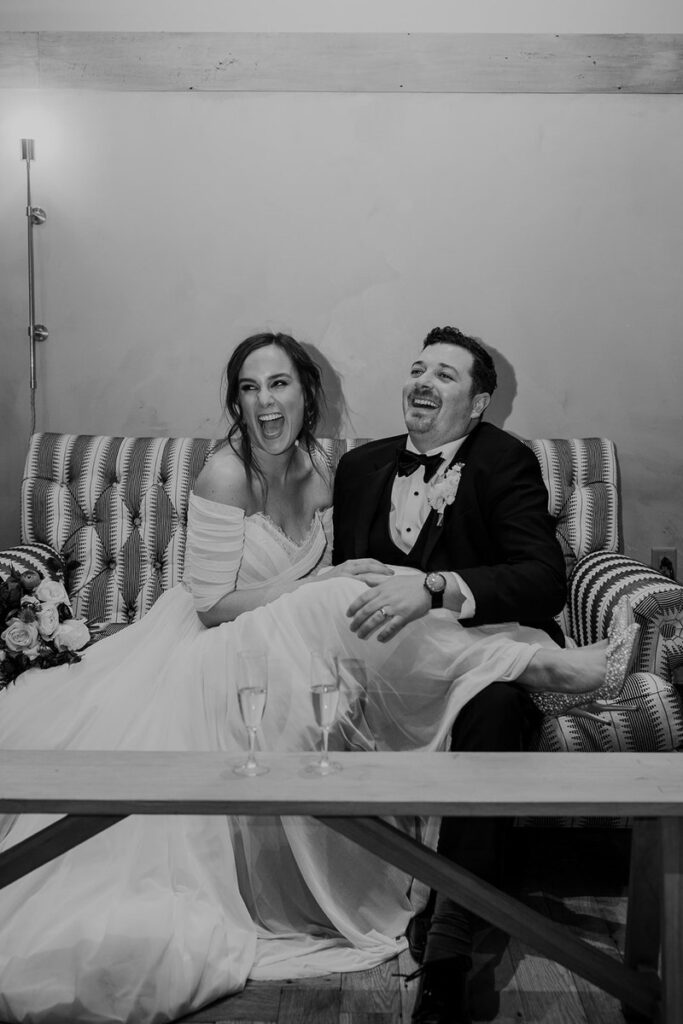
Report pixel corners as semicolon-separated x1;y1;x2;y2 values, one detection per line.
21;434;222;624
525;438;620;636
521;671;683;825
526;438;620;573
536;672;683;754
568;551;683;682
0;542;64;583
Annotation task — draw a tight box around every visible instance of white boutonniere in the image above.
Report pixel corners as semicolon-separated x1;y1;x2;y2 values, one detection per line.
427;462;465;526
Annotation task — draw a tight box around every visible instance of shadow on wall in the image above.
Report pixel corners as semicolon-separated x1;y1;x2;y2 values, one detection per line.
485;344;517;434
304;344;352;438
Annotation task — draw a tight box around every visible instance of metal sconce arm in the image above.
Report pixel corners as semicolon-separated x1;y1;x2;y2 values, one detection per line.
21;138;48;433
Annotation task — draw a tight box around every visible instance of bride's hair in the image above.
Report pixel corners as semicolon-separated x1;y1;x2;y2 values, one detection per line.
224;332;325;485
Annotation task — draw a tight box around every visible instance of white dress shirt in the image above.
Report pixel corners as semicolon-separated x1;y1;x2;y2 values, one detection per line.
390;436;476;619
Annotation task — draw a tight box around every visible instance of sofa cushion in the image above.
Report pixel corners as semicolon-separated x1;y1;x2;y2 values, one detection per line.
526;438;620;578
21;434;228;625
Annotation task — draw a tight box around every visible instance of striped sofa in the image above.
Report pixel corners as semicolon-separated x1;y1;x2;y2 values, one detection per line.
4;433;683;783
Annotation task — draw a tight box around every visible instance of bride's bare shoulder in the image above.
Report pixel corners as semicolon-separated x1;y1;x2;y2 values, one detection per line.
194;446;248;507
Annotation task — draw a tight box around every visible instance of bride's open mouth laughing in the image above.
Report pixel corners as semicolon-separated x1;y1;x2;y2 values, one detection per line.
258;412;285;439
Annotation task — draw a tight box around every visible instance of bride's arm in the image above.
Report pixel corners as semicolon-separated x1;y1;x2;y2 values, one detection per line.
187;454;314;627
188;454;394;627
196;572;310;628
190;503;393;628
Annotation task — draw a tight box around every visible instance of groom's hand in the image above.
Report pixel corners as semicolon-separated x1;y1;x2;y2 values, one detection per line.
346;575;431;641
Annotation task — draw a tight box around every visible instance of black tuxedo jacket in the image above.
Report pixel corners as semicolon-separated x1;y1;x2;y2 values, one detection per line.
332;421;567;645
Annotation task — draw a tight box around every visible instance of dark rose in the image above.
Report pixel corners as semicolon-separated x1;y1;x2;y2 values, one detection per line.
3;577;23;609
19;569;42;593
18;605;39;624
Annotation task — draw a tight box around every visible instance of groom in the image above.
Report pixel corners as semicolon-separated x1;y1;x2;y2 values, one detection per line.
332;325;567;1024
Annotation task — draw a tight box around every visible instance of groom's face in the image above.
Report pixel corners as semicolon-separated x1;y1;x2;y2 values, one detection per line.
402;342;490;450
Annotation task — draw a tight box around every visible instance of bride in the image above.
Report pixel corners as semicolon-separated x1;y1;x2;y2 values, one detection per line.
0;332;635;1024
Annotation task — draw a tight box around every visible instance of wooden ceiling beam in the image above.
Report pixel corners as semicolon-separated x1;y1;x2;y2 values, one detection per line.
1;31;682;94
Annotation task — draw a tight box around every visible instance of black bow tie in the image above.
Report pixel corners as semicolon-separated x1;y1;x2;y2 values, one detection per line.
395;448;444;483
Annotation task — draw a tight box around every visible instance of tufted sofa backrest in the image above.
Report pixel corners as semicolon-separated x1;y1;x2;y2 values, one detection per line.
21;432;620;627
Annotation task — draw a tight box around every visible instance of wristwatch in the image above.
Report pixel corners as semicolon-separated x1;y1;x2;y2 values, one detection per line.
424;571;447;609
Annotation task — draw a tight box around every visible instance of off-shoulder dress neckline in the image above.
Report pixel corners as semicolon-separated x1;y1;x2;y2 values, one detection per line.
189;492;331;549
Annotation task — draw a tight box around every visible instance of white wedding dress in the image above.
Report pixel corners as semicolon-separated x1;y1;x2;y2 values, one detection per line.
0;494;555;1024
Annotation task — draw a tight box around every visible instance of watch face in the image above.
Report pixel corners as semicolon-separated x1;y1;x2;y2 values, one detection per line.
426;572;446;594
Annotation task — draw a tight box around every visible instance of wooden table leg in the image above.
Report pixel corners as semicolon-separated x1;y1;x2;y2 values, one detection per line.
623;819;661;1022
660;817;683;1024
625;820;661;972
0;814;125;889
319;814;659;1020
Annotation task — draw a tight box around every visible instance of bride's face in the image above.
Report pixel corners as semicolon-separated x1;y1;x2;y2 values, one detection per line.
238;345;305;455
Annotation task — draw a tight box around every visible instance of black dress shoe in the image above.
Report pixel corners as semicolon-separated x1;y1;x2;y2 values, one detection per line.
406;911;430;963
405;893;435;963
411;957;472;1024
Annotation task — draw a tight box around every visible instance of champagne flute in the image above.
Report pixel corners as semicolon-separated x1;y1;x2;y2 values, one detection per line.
305;651;342;776
234;650;269;776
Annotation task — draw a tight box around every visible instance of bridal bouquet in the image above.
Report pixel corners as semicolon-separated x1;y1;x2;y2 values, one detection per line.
0;567;91;692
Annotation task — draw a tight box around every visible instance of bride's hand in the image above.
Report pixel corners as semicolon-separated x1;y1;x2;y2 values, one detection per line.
322;559;394;580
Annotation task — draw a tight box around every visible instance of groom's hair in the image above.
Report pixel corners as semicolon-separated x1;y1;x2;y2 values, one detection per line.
422;326;497;398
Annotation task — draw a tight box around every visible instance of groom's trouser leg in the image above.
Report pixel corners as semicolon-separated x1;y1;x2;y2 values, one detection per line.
423;682;538;963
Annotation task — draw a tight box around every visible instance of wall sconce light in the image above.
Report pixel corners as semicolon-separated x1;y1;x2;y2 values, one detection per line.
21;138;48;433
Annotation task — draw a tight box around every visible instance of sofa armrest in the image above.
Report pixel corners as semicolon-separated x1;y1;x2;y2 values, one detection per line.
567;551;683;686
0;542;66;584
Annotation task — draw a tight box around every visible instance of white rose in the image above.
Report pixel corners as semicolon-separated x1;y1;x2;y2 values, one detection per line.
54;618;90;652
35;579;70;606
36;603;60;640
1;619;41;659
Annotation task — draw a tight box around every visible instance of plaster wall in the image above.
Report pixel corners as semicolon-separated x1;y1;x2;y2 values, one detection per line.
0;2;681;565
2;0;683;33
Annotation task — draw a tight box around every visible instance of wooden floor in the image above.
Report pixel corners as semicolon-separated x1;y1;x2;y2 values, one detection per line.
178;828;635;1024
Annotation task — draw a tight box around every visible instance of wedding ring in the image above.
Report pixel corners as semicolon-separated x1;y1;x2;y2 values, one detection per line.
379;606;389;619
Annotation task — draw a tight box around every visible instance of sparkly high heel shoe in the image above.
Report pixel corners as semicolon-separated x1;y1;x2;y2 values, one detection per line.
530;596;641;719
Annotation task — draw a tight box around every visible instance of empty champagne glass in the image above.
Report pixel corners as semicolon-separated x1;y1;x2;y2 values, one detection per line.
234;650;269;776
304;650;342;776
